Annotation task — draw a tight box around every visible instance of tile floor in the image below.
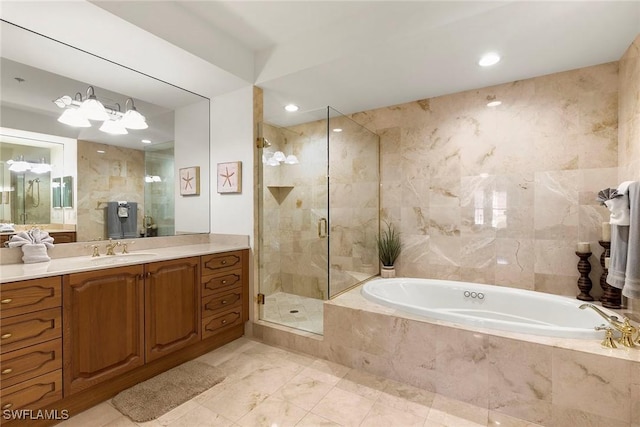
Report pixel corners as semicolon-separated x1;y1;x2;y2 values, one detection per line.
57;337;542;427
261;292;324;335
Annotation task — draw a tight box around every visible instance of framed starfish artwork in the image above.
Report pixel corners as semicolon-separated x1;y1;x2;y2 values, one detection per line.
179;166;200;196
217;161;242;193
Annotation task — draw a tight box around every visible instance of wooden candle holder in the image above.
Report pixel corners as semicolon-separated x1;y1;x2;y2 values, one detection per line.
598;240;622;309
576;251;594;301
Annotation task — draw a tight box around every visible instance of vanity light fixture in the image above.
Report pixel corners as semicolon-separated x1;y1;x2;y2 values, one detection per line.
53;87;147;133
487;101;502;107
262;151;299;166
7;156;52;174
478;52;501;67
284;104;299;112
332;128;343;133
145;175;162;183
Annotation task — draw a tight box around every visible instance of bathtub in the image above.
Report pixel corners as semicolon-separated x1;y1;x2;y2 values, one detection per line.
362;278;618;339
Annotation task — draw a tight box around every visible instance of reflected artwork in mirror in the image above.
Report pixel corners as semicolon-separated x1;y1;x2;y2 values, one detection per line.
0;19;211;244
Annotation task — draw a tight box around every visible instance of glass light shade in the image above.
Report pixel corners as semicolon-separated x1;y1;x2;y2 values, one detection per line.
121;109;148;129
7;160;30;172
273;151;286;162
57;108;91;127
284;155;299;164
79;97;109;121
266;157;280;166
30;162;52;174
53;95;72;108
99;119;128;135
145;176;154;183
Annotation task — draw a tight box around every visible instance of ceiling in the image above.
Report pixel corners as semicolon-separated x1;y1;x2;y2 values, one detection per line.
28;1;640;128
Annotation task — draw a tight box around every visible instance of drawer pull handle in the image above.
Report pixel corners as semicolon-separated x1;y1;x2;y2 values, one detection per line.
222;319;227;324
2;403;12;410
221;300;228;304
221;260;227;265
1;298;12;304
221;280;227;284
2;368;12;374
1;333;12;339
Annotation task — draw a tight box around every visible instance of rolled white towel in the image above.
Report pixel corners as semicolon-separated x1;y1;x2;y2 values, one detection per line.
605;181;634;226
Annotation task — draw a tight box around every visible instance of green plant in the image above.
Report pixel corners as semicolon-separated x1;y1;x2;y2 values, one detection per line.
376;221;402;267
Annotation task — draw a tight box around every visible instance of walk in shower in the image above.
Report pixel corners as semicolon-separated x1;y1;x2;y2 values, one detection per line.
257;107;379;334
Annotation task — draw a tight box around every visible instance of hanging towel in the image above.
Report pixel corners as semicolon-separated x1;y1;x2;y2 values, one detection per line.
607;181;640;299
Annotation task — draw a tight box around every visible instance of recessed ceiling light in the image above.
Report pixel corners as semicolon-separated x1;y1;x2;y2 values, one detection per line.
142;139;151;144
284;104;299;112
479;52;501;67
487;101;502;107
332;128;343;133
97;150;105;154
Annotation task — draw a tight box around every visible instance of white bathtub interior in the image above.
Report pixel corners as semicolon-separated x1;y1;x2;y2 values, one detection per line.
362;278;623;339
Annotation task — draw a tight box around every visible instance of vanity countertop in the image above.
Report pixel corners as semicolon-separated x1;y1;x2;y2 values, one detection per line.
0;241;249;284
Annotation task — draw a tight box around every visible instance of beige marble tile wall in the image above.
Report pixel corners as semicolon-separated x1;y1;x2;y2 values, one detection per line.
76;140;144;241
343;62;619;300
618;35;640;317
619;34;640;182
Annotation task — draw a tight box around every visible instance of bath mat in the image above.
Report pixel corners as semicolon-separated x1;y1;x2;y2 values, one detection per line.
111;360;225;422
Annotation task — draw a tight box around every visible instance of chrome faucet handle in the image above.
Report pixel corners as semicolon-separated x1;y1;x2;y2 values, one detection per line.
121;241;134;254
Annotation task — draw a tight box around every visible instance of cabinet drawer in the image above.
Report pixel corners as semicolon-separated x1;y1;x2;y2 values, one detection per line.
201;270;242;297
202;288;242;319
0;370;62;413
0;339;62;389
202;309;243;339
201;251;243;274
0;277;61;319
0;308;61;354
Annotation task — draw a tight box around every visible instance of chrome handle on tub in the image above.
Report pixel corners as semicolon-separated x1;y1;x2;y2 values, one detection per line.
318;218;327;238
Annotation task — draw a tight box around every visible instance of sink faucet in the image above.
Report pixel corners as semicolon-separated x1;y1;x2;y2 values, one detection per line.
105;238;121;256
579;303;637;348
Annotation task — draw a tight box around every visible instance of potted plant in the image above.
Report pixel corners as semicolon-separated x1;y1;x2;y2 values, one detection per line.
377;221;401;278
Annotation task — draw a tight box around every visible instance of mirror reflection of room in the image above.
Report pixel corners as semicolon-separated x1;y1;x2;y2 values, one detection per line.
0;21;210;245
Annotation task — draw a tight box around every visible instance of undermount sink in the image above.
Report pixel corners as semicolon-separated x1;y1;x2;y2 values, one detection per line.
88;252;158;265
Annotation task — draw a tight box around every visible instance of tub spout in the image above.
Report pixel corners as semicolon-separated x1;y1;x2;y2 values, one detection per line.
579;303;637;348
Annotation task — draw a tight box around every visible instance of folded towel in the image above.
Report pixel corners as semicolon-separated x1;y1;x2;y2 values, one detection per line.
21;243;50;264
6;228;55;249
607;181;640;299
0;223;15;232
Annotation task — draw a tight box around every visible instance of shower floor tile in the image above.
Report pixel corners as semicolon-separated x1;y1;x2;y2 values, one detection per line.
261;292;324;335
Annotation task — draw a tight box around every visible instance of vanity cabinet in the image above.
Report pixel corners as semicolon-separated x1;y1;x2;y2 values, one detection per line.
63;265;145;395
145;257;200;362
1;247;248;425
0;277;63;415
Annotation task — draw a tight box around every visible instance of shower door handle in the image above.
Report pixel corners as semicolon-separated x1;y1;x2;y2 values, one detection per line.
318;218;327;238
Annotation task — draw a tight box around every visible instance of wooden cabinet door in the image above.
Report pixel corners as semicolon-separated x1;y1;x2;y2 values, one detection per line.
63;265;144;395
145;257;200;362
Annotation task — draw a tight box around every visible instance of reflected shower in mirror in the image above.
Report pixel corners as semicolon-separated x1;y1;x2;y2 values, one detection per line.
0;19;211;244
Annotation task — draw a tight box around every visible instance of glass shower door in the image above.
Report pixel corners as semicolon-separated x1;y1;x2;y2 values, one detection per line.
257;118;329;335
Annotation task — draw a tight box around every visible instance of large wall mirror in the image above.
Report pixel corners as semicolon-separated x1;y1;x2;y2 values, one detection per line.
0;20;211;244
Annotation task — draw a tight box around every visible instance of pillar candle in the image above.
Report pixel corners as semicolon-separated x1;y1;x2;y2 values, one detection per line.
577;242;591;253
605;257;610;269
602;222;611;242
